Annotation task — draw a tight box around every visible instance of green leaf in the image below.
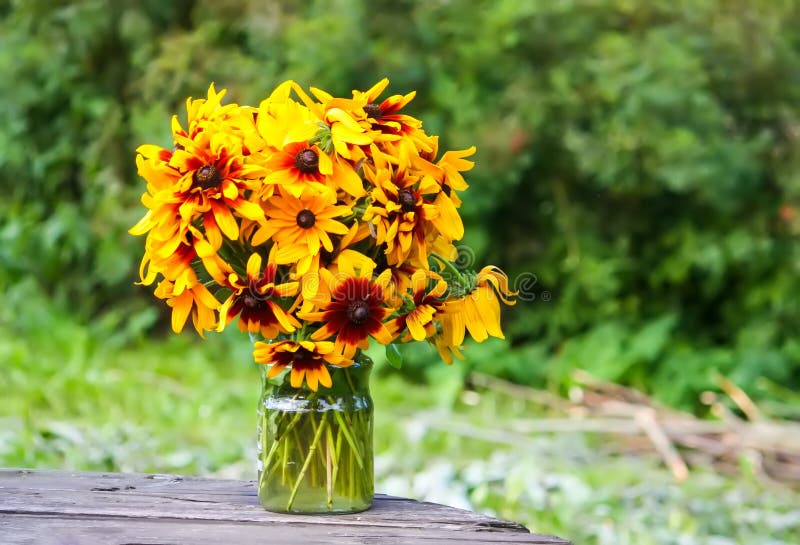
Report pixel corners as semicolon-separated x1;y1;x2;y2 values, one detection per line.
385;343;403;369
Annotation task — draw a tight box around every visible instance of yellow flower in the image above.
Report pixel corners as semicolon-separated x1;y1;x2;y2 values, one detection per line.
362;157;461;268
255;85;319;150
153;277;220;337
289;82;378;160
253;340;350;391
353;78;435;155
439;266;516;345
432;332;465;365
254;88;365;199
217;253;300;340
391;270;448;341
129;122;266;255
297;222;374;307
262;140;364;199
301;263;395;358
174;83;247;140
252;188;351;275
414;142;476;210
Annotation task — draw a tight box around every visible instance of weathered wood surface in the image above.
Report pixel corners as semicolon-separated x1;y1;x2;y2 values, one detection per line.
0;469;570;545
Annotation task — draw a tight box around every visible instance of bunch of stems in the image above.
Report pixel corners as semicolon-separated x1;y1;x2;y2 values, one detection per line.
257;367;372;512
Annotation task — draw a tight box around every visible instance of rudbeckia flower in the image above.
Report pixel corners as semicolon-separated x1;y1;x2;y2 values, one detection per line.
391;270;448;341
289;82;378;161
252;189;351;275
153;277;220;336
217;253;301;340
353;78;435;155
414;141;475;210
297;222;374;307
263;141;334;198
431;331;465;365
253;340;350;391
439;266;516;345
130;127;267;254
174;83;250;142
301;265;395;358
363;158;460;268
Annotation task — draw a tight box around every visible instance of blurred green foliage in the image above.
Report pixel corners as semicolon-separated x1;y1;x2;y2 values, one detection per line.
2;0;800;410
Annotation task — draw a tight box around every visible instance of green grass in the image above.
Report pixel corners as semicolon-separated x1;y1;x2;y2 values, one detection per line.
1;289;798;544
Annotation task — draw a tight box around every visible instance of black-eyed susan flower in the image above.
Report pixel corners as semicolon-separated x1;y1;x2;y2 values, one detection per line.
414;141;476;212
153;277;220;336
252;189;351;275
263;141;335;198
253;340;350;391
301;264;395;358
439;266;516;345
353;78;435;155
391;270;448;341
217;252;301;340
130;123;267;254
296;222;374;305
362;158;460;268
289;82;378;161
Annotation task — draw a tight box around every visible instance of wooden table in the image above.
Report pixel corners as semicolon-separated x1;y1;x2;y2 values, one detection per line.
0;469;569;545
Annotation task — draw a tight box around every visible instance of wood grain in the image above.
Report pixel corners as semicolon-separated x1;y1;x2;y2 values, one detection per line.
0;469;570;545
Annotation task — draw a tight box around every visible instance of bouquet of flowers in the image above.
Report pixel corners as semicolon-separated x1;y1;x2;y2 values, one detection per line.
129;78;516;512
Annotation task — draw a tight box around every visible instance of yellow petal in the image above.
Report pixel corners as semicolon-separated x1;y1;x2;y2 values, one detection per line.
290;368;305;389
317;366;333;389
463;298;489;343
246;253;262;279
170;291;193;333
211;201;239;240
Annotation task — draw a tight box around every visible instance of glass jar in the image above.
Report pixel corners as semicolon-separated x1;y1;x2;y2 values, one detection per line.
256;354;374;513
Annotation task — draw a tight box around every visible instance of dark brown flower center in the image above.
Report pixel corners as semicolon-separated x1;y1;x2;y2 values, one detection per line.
346;300;370;325
398;189;416;212
292;347;314;363
243;293;261;309
363;103;382;118
193;164;222;189
294;148;319;174
296;209;316;229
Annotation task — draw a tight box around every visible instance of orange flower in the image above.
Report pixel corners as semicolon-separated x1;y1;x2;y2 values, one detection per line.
129;126;266;255
391;270;448;341
362;158;460;268
153;277;220;337
252;189;351;275
253;340;350;391
439;266;516;345
301;265;395;358
217;253;300;340
263;141;334;198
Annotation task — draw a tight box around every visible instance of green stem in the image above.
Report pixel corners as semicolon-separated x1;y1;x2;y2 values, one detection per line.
286;411;328;511
259;408;304;492
429;252;467;282
343;366;358;396
333;410;364;470
326;424;337;507
281;432;289;485
333;427;343;495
